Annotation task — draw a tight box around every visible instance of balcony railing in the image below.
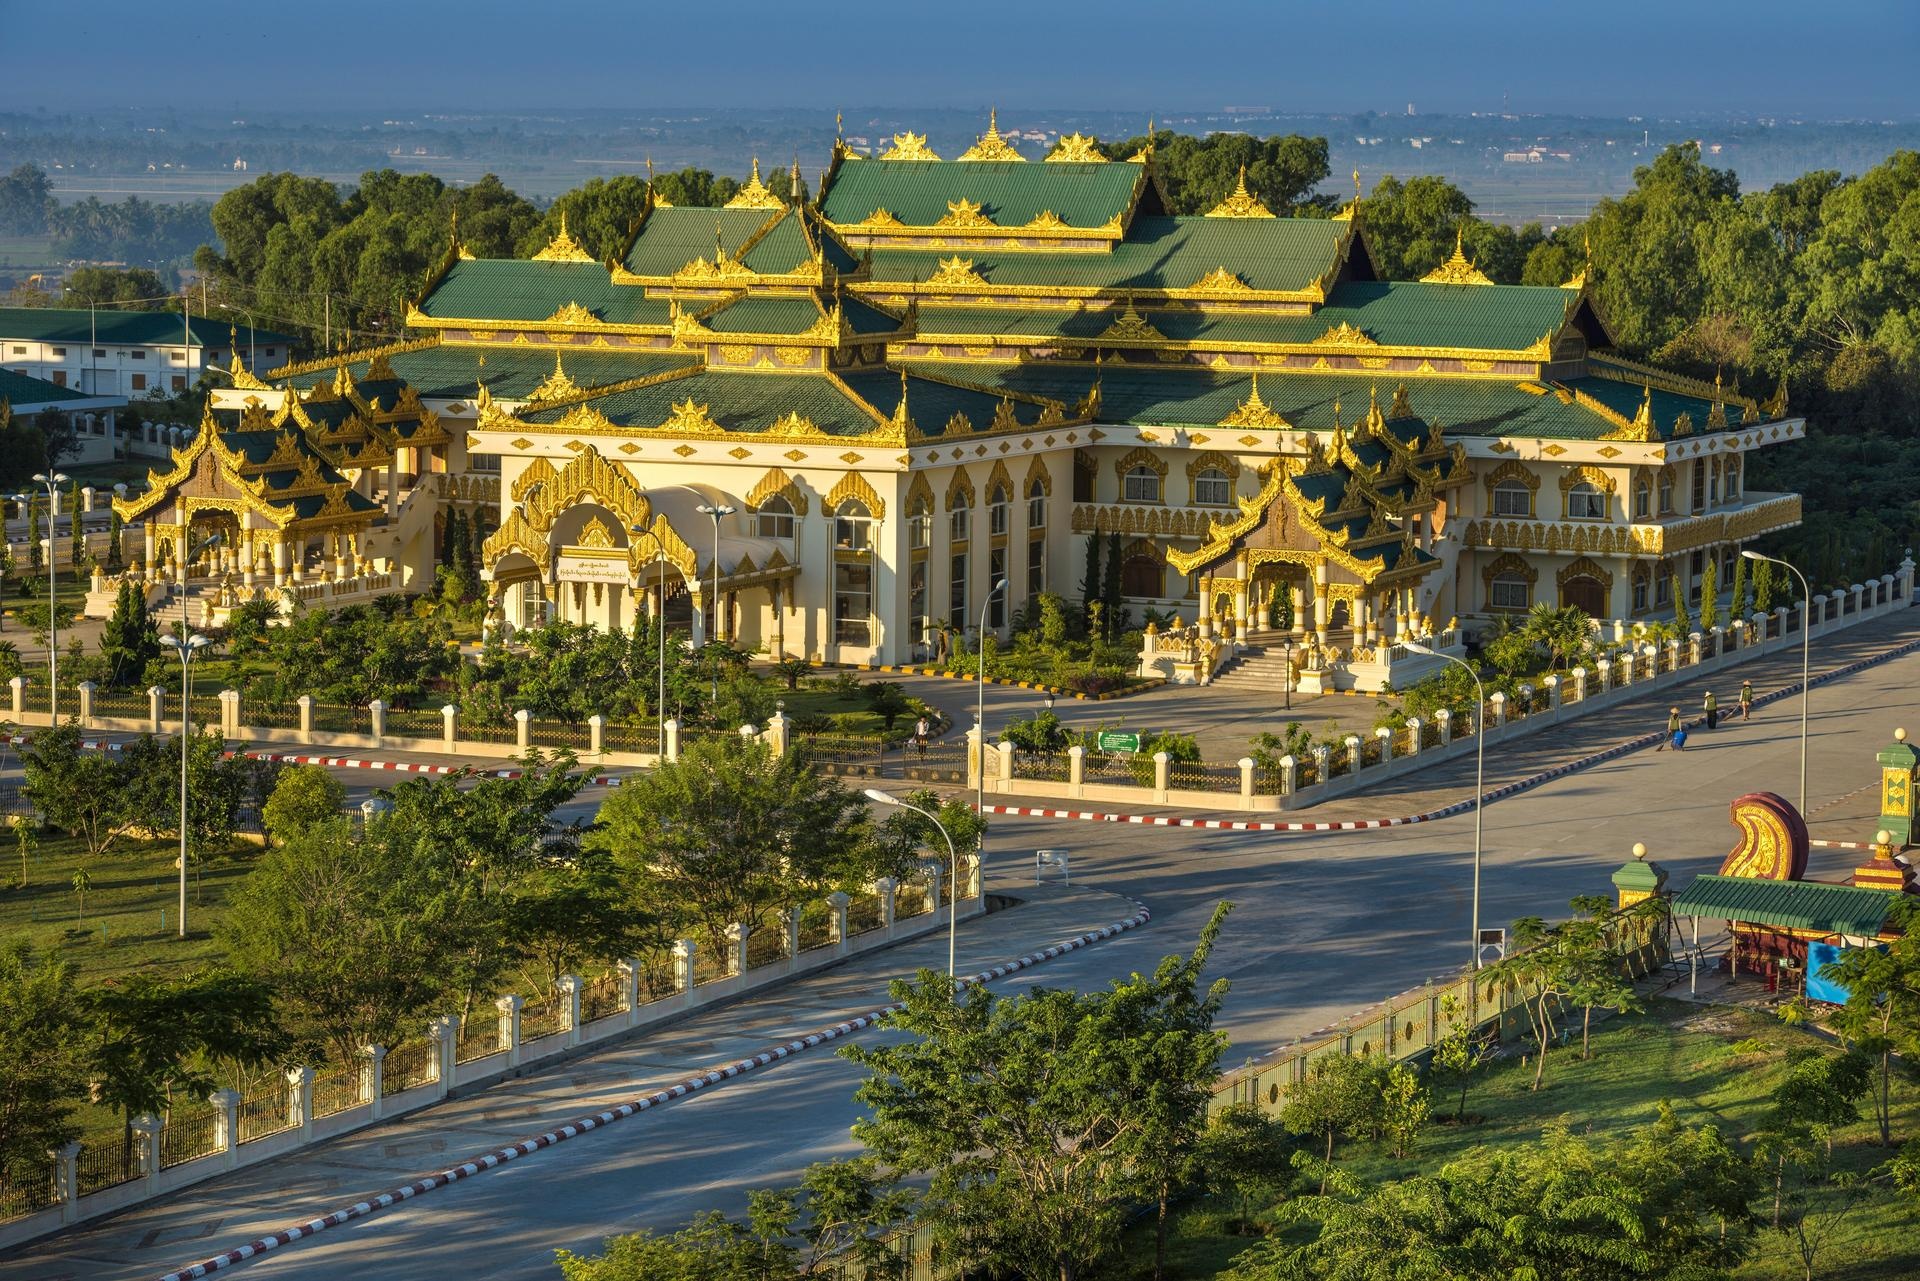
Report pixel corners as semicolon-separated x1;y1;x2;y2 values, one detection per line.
1460;492;1801;558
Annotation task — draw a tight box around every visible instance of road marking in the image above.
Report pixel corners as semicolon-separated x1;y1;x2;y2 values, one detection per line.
152;899;1152;1281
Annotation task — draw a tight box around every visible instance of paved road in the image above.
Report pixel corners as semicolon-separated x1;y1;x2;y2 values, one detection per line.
9;611;1920;1281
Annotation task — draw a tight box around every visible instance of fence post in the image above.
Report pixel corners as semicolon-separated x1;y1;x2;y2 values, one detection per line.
1433;708;1452;746
428;1016;455;1099
131;1113;163;1189
672;938;698;992
873;878;898;932
1238;756;1255;800
995;740;1014;792
965;726;983;790
663;717;680;762
618;958;643;1026
513;708;531;752
1276;753;1297;796
225;688;245;736
1404;718;1422;756
765;710;789;756
442;702;458;748
1487;692;1507;730
1541;675;1560;715
724;924;749;977
1374;727;1392;768
558;974;582;1047
10;675;24;718
826;892;851;950
1709;625;1725;666
360;1044;387;1119
784;907;803;958
1068;743;1085;792
210;1087;242;1171
923;864;944;921
1343;735;1361;775
76;680;96;727
367;699;386;747
297;694;314;743
1687;632;1702;665
287;1065;314;1143
496;995;524;1068
1311;743;1332;784
144;683;162;732
588;714;604;756
1153;750;1171;801
54;1140;80;1224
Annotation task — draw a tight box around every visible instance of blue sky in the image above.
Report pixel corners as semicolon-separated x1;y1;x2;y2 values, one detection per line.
3;0;1915;118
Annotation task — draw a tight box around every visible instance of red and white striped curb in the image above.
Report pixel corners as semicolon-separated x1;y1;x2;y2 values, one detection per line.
153;899;1152;1281
242;751;626;786
1810;839;1874;851
979;631;1920;833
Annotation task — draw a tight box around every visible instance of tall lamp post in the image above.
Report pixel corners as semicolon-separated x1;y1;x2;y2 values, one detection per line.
975;578;1008;859
1401;640;1487;969
1743;549;1811;815
218;304;257;370
694;503;735;703
864;788;961;985
159;629;213;938
632;523;671;755
12;471;70;718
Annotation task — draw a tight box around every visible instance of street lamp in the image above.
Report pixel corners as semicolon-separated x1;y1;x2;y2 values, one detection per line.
218;304;257;370
159;630;213;938
632;523;669;758
976;577;1008;861
1401;639;1487;969
694;503;735;703
864;787;961;985
12;471;70;718
1743;549;1811;815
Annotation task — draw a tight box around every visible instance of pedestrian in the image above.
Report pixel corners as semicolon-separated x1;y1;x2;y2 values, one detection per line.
1740;679;1753;721
1704;689;1719;731
1658;706;1681;750
913;715;930;759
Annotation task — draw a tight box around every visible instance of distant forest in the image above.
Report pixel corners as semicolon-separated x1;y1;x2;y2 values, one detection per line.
3;130;1916;587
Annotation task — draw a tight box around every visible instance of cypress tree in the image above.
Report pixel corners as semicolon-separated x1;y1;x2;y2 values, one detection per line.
1699;560;1718;630
67;482;84;571
1101;531;1123;640
1754;559;1777;613
106;508;123;569
1729;554;1748;619
26;496;41;572
100;580;160;686
1079;531;1102;615
1672;571;1690;633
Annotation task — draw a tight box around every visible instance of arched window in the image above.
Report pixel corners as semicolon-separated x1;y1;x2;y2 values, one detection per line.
1492;480;1532;518
1724;454;1741;500
948;491;970;544
988;484;1009;536
1566;482;1606;520
1193;467;1232;506
1632;475;1651;521
834;498;871;551
1632;569;1650;614
1489;574;1531;611
1123;464;1161;504
754;494;795;540
1122;554;1164;598
908;496;932;550
1658;470;1675;514
1708;458;1721;505
1027;478;1046;529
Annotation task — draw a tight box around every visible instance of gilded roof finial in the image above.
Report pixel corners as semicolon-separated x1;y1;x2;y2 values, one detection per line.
958;107;1024;162
1353;168;1362;201
791;153;803;200
723;157;785;210
1706;369;1730;429
1421;226;1494;286
1633;383;1654;433
892;367;913;432
1390;382;1413;419
1204;164;1276;219
1763;369;1789;419
1078;350;1104;418
835;109;844;140
531;209;594;262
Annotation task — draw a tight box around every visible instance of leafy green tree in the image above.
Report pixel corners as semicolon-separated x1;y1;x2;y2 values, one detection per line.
1755;557;1777;613
1561;897;1645;1059
862;680;912;732
99;580;161;687
0;943;85;1193
1099;131;1331;217
1197;1104;1297;1232
119;730;253;871
1816;895;1920;1146
1360;175;1474;280
1430;994;1489;1122
1521;601;1592;670
1700;560;1720;630
1376;1061;1430;1159
593;735;872;954
771;657;811;691
517;176;655;263
21;723;130;860
1673;571;1691;632
70;867;90;918
259;763;346;847
1755;1050;1871;1228
0;164;53;234
506;856;663;1005
1079;531;1102;618
1101;531;1123;640
1279;1053;1384;1192
1729;550;1749;619
1002;709;1070;759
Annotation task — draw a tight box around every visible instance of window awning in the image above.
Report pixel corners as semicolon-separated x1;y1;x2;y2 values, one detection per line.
1671;874;1898;938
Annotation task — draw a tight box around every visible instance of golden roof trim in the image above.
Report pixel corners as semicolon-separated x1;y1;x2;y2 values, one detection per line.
1420;229;1495;286
1204;165;1276;219
956;110;1025;162
1046;132;1106;163
1219;375;1291;429
724;158;787;210
531;212;596;263
880;132;940;161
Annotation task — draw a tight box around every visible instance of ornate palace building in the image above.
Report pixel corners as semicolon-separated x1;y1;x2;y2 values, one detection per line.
127;118;1803;688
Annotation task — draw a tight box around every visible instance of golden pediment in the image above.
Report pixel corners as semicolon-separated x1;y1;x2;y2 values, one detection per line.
527;352;582;404
929;255;987;287
936;198;996;229
765;410;819;437
1046;132;1105;163
847;208;904;230
575;515;617;549
1220;376;1290;429
1100;300;1163;342
880;132;940;161
531;212;595;263
1025;210;1070;231
671;253;756;284
1204;165;1276;219
723;158;786;210
1420;230;1494;286
663;397;721;434
1314;321;1379;348
545;301;597;326
1188;266;1251;293
957;111;1024;162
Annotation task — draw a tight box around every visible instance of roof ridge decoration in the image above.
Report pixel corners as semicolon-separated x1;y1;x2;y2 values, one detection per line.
725;158;787;210
1205;165;1276;219
225;342;270;392
544;301;598;326
1763;370;1789;419
663;397;723;434
527;352;582;405
936;198;996;229
1047;132;1106;163
1078;354;1103;418
1100;298;1163;342
929;255;988;288
1025;210;1071;230
1220;374;1290;429
1313;320;1380;348
1389;382;1414;418
1599;384;1659;443
1188;266;1253;294
892;368;915;436
1706;372;1730;429
531;211;596;263
880;132;941;161
1421;228;1495;286
957;109;1025;162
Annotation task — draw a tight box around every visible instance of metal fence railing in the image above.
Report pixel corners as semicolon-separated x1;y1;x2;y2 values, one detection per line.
159;1106;220;1170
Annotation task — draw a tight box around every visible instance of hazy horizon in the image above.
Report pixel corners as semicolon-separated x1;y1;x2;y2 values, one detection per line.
4;0;1916;121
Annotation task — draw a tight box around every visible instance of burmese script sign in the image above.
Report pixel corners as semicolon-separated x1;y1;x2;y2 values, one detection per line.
557;553;629;584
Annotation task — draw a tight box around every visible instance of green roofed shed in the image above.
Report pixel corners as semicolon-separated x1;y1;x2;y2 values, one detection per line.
1670;875;1899;938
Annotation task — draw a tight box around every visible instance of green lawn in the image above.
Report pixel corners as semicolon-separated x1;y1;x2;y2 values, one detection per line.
0;825;253;985
1125;998;1920;1280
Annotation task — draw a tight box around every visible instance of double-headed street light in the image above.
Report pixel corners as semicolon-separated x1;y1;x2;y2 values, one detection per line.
1743;549;1812;815
159;630;213;938
693;503;735;703
11;472;71;718
864;787;960;985
1401;640;1488;969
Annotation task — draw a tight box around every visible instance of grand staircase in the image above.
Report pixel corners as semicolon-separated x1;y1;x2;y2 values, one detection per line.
1208;640;1303;693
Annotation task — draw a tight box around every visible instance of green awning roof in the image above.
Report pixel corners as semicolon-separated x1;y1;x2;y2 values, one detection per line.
1671;875;1898;937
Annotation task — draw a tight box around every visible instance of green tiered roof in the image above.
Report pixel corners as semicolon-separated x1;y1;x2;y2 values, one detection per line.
820;158;1145;229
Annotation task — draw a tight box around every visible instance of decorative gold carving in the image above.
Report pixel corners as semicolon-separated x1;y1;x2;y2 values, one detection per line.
1762;370;1789;419
766;410;818;437
1024;210;1071;230
1100;300;1163;342
957;110;1025;162
1313;321;1379;348
991;397;1022;433
526;352;582;404
1188;266;1252;293
1420;229;1495;286
1220;375;1290;429
827;471;886;519
935;198;996;229
1023;455;1053;497
1556;555;1615;595
662;398;722;434
724;158;786;210
1204;165;1276;219
879;132;940;161
542;301;597;327
929;255;988;288
574;515;618;549
1046;132;1105;163
1480;552;1538;610
531;212;595;263
718;343;756;364
1557;464;1617;494
847;208;905;229
673;444;696;458
745;468;810;516
774;347;813;367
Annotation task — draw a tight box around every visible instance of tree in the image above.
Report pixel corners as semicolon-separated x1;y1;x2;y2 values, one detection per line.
1100;531;1123;640
1098;132;1331;217
21;723;130;861
98;580;161;687
0;944;85;1195
1562;894;1645;1060
1430;993;1490;1122
1700;559;1720;630
1755;1050;1871;1228
1280;1053;1384;1192
1730;552;1750;619
1078;531;1102;618
1197;1104;1296;1232
119;731;253;873
259;763;346;847
1521;601;1592;671
12;820;35;888
862;680;912;733
1002;709;1071;759
771;657;811;691
0;165;53;235
70;867;90;918
843;907;1232;1281
1376;1061;1430;1160
1478;915;1574;1092
866;787;986;888
1816;895;1920;1146
505;856;663;1005
517;176;654;262
1755;557;1778;613
1673;571;1690;632
593;735;872;955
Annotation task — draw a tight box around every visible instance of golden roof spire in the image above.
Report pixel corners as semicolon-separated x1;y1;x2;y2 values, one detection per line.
892;368;913;432
1390;382;1413;419
1205;165;1276;218
1763;370;1789;419
880;131;940;161
1078;350;1104;418
1221;373;1290;429
532;210;595;262
528;351;582;405
1706;370;1730;429
958;108;1025;162
1046;131;1106;163
724;157;785;210
1421;227;1495;285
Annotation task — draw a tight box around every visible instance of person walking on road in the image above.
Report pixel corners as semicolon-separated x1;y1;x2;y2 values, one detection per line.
913;715;930;758
1704;689;1719;731
1740;679;1754;721
1659;706;1684;751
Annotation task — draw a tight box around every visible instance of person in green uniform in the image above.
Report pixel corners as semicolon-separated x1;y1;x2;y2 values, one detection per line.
1740;679;1753;720
1659;706;1683;750
1704;689;1719;731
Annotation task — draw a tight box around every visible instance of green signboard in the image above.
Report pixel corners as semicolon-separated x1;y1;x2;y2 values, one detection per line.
1097;730;1142;754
